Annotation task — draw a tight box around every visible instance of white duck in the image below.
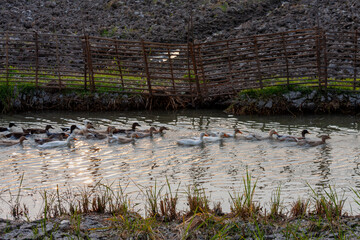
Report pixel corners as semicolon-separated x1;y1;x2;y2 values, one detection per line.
38;134;77;149
177;133;208;146
203;132;230;142
241;129;278;140
226;129;243;138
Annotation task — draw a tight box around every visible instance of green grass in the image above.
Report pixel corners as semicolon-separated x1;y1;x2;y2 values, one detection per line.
1;175;360;239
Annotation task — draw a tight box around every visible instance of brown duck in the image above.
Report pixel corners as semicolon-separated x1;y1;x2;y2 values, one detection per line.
0;136;27;146
23;125;54;134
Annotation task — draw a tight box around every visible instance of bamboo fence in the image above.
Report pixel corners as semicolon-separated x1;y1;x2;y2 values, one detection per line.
0;28;359;98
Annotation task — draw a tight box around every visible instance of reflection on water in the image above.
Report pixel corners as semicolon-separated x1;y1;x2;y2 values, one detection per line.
0;110;360;218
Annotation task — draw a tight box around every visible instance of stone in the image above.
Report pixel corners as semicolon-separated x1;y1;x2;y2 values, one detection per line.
257;100;265;108
292;97;306;108
307;90;317;100
265;100;273;108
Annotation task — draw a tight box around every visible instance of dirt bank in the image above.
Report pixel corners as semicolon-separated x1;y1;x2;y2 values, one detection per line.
1;0;359;43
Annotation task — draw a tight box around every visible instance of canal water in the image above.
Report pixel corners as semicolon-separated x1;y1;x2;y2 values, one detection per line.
0;110;359;219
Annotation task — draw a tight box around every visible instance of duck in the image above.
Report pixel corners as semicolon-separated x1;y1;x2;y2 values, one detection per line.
113;122;141;133
35;134;65;145
297;135;331;146
23;125;54;134
76;122;95;135
276;130;311;142
38;133;77;149
137;126;169;134
203;132;230;142
47;125;79;139
88;126;114;135
226;129;243;138
132;128;156;138
0;136;27;146
108;130;138;144
0;123;16;132
5;131;30;139
177;133;208;146
241;129;278;140
85;131;108;140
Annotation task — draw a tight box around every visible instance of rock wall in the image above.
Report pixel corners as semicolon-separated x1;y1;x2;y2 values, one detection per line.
226;90;360;115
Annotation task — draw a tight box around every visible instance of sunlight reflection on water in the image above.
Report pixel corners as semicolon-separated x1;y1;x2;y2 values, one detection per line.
0;110;360;219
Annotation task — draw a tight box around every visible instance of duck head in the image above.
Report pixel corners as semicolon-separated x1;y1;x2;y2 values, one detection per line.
269;129;278;136
301;130;310;137
19;136;27;144
45;125;54;131
9;123;16;128
132;122;141;129
234;129;243;134
70;125;80;133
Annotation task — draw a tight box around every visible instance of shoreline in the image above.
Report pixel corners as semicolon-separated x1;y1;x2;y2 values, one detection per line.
2;86;360;115
1;175;360;239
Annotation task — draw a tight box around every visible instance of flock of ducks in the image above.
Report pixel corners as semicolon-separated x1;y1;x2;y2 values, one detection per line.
0;121;331;148
0;122;169;148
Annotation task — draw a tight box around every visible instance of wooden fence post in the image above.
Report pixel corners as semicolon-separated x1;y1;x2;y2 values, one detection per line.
253;36;263;89
321;29;328;89
196;45;208;96
354;30;358;90
167;47;176;94
189;42;202;98
5;32;9;86
55;35;62;89
81;36;88;90
186;43;194;97
315;29;323;89
281;33;290;88
226;40;236;94
34;32;39;88
141;40;152;96
84;35;95;92
114;41;125;90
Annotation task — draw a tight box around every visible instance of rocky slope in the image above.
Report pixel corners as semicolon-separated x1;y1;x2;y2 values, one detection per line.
1;0;359;43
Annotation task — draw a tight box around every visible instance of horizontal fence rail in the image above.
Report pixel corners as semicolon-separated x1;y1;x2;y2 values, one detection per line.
0;28;359;98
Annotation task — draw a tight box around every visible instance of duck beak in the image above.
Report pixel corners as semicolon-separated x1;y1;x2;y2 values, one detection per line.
73;138;78;140
224;133;230;138
238;130;243;134
204;134;209;137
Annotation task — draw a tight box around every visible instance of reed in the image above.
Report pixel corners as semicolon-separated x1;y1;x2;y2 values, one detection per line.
269;184;284;219
229;169;260;219
186;185;210;215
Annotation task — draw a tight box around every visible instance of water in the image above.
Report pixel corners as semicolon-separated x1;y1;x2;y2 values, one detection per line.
0;110;360;219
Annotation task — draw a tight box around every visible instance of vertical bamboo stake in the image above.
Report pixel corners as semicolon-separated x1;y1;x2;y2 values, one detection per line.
315;29;323;89
196;45;208;96
186;43;193;97
282;33;290;88
253;36;263;89
81;36;88;90
85;35;95;92
114;41;125;90
141;40;152;96
189;43;202;98
55;35;62;89
34;32;39;87
354;30;358;90
226;40;236;94
167;47;176;93
5;32;9;86
321;30;328;89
